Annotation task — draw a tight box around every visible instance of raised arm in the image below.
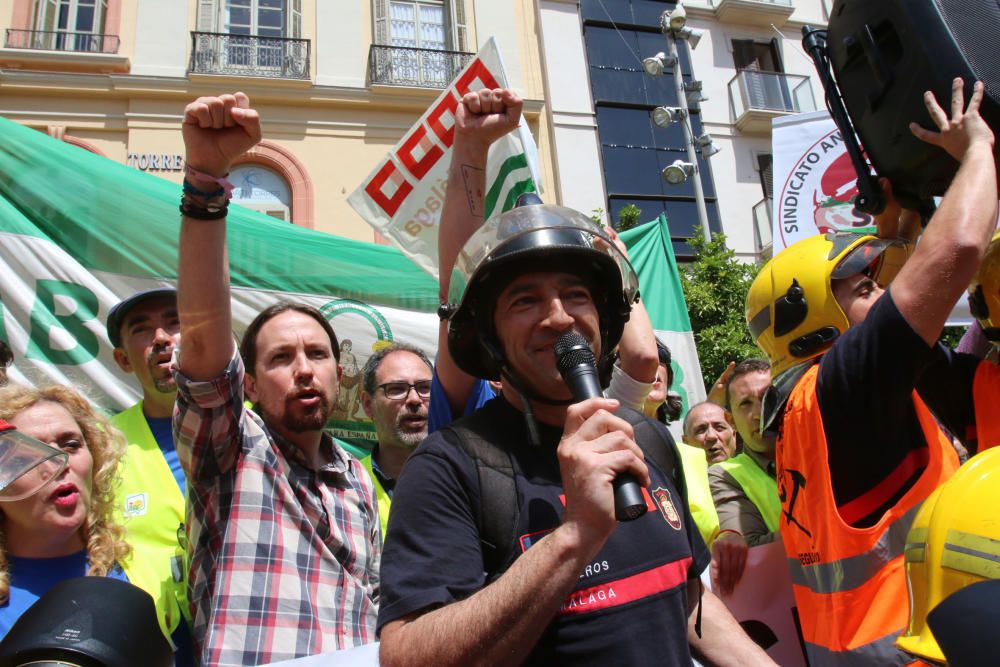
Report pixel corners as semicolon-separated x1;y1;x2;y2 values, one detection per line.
436;88;522;414
177;93;261;380
891;78;997;346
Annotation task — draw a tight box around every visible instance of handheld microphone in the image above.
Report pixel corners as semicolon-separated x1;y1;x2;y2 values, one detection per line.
554;331;647;521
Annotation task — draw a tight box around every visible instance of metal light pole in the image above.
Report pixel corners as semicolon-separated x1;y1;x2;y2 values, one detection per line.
665;31;712;243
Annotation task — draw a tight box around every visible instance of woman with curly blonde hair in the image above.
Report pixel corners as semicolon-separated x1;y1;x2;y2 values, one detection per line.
0;383;131;637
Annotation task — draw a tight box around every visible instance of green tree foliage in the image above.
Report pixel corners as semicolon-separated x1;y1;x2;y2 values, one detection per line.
938;325;965;349
680;233;761;391
616;204;642;232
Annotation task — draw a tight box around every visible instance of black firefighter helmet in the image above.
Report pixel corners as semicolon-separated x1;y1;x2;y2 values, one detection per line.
441;198;640;381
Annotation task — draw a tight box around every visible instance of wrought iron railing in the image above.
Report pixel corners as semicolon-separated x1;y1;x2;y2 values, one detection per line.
5;28;119;54
189;32;310;79
753;197;773;259
729;70;816;117
715;0;793;7
368;44;474;88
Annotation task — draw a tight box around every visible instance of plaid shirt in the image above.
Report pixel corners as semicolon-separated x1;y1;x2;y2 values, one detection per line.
173;354;380;666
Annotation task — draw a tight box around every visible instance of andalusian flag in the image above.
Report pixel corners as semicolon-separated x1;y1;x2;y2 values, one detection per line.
0;113;440;449
621;214;706;438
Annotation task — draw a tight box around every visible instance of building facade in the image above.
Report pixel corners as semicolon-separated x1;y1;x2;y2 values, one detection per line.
538;0;831;262
0;0;553;240
1;1;833;261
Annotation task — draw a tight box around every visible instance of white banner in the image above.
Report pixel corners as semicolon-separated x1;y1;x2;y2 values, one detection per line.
772;110;875;253
348;37;541;280
714;539;808;667
772;111;973;326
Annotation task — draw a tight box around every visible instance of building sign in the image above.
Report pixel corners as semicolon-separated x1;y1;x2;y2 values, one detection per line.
127;153;183;171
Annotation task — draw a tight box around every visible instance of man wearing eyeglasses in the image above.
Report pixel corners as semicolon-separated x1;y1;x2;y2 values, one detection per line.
359;343;434;541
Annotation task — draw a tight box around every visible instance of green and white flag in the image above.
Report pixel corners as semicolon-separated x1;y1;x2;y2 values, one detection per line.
620;214;706;440
0;110;701;449
0;114;441;452
347;37;540;279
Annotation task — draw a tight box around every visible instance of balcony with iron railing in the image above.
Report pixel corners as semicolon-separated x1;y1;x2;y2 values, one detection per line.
368;44;475;89
1;28;128;72
713;0;795;26
5;28;119;53
729;70;816;134
189;32;310;80
753;197;773;261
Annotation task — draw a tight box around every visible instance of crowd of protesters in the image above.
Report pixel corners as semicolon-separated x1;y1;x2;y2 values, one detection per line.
0;75;997;667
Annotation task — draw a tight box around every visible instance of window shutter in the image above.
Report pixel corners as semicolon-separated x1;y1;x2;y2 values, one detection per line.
197;0;218;32
448;0;468;51
373;0;388;45
290;0;303;38
757;153;773;200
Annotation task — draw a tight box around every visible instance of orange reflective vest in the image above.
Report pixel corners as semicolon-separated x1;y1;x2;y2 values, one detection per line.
777;365;959;666
973;360;1000;452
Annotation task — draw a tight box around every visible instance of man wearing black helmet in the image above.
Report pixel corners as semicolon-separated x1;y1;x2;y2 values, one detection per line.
378;89;770;667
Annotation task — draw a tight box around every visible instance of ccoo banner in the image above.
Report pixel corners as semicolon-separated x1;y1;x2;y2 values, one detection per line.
348;37;541;280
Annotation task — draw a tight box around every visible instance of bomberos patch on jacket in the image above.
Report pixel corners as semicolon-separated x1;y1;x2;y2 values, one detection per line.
652;487;682;530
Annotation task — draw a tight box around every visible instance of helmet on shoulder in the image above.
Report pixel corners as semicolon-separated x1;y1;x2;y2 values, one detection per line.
967;230;1000;343
441;199;639;381
897;446;1000;663
746;232;901;377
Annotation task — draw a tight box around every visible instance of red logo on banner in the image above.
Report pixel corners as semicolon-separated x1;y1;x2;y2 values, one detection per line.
364;161;414;217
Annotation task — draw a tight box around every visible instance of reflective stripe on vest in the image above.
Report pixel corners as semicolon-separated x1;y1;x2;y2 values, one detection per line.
361;454;392;542
804;630;918;667
973;360;1000;452
787;503;919;594
777;365;959;663
716;452;780;533
111;401;188;640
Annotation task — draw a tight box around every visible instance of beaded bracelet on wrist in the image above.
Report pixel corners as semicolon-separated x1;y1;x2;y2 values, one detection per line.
182;177;226;199
179;192;228;220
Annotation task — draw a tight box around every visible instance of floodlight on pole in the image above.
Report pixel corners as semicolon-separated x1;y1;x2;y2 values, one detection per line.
642;52;676;77
661;2;687;32
696;133;721;159
647;2;712;242
676;26;703;49
662;160;695;185
652;106;686;128
685;80;708;106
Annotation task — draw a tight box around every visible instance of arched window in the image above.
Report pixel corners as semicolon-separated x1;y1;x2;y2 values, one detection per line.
231;164;291;222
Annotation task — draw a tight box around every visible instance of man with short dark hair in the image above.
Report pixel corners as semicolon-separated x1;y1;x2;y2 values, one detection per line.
745;80;995;663
359;343;433;538
173;93;380;665
706;359;780;595
377;88;771;667
106;288;191;653
709;359;779;547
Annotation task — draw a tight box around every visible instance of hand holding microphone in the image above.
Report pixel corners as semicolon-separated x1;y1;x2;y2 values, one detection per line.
555;331;648;522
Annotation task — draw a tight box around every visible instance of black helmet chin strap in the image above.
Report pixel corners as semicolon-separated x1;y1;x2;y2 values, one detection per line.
484;339;572;448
